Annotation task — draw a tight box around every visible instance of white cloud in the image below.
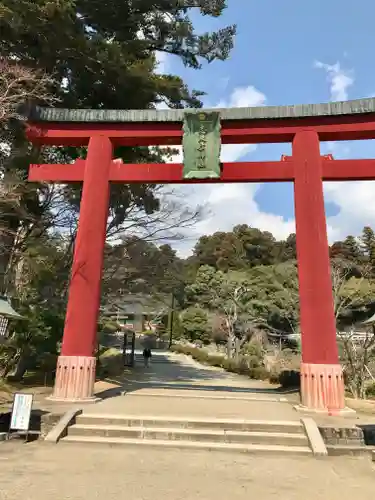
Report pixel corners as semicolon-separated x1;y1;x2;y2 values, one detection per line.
312;60;375;241
324;178;375;242
314;60;354;101
174;181;296;257
193;183;293;237
216;85;266;162
313;60;375;243
170;85;296;256
166;84;266;164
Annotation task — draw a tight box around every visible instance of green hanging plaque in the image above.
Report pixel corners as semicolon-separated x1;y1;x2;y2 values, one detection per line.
182;111;221;179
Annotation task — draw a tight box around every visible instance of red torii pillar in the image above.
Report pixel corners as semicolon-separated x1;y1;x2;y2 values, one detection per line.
52;136;113;401
29;130;375;409
292;131;344;412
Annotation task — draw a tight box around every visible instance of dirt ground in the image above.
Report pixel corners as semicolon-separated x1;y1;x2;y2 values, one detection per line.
0;440;373;500
0;352;374;499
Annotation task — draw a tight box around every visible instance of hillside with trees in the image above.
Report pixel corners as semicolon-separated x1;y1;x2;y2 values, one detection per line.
103;225;375;339
179;224;375;338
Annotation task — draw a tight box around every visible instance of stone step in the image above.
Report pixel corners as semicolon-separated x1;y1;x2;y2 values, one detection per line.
61;434;312;455
327;444;375;457
76;414;305;434
68;423;308;447
127;390;286;402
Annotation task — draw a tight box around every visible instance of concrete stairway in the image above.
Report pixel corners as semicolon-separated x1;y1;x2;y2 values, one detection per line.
61;413;313;455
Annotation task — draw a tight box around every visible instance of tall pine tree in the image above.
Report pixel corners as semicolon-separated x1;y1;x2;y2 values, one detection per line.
360;226;375;273
0;0;236;292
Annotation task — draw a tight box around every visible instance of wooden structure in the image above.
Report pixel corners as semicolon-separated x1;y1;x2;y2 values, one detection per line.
25;98;375;411
0;295;22;338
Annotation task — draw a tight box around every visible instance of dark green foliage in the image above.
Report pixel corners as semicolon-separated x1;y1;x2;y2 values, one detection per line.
191;225;281;271
180;307;211;344
0;305;64;380
0;0;235;291
366;382;375;398
102;237;184;299
185;262;300;336
97;347;124;378
241;342;265;369
182;225;375;344
360;226;375;274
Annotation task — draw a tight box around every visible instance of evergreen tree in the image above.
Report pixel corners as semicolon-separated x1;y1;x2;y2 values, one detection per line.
330;241;347;259
343;235;362;261
233;225;276;267
0;0;236;292
360;226;375;267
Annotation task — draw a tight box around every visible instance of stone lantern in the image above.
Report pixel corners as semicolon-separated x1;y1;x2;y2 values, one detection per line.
0;295;22;338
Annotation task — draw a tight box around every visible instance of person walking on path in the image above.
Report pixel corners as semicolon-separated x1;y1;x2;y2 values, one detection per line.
142;347;152;367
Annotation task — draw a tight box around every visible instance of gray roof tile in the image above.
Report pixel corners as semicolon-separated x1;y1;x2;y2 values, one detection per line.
25;98;375;123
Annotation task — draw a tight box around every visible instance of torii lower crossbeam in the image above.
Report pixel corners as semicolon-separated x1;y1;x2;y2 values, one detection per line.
29;157;375;183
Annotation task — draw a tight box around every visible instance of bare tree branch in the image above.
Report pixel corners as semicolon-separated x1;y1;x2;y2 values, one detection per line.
331;258;373;320
338;327;375;398
0;58;57;124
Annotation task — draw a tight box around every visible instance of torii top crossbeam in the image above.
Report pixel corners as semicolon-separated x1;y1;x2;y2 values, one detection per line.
26;97;375;183
27;97;375;145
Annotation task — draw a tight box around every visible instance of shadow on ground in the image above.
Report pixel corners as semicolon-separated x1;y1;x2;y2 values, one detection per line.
0;408;48;441
95;351;299;400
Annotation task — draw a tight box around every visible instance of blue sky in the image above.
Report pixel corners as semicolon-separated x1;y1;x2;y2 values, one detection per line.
156;0;375;254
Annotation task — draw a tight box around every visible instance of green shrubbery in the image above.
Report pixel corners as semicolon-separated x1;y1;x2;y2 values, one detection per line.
268;348;301;389
171;343;301;387
171;344;275;383
366;382;375;398
180;307;211;345
207;355;226;368
97;347;124;378
0;306;64;381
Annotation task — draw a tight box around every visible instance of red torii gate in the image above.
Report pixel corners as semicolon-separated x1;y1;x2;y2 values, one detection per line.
26;99;375;413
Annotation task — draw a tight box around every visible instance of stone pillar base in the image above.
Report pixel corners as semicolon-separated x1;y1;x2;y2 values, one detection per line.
299;362;346;413
294;404;356;417
48;355;99;403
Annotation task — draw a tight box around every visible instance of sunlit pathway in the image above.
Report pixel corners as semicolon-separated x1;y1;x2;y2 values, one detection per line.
88;350;300;421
